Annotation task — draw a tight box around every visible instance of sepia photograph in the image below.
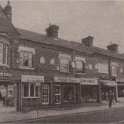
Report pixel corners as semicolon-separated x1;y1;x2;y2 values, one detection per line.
0;0;124;123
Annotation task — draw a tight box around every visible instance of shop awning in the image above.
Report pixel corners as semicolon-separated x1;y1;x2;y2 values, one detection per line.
79;78;98;85
100;80;117;87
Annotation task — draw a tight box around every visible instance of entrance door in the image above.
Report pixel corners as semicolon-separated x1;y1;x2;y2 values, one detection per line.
54;85;61;104
41;84;49;105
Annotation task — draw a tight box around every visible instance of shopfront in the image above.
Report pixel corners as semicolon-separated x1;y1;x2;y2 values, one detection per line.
0;71;15;106
80;78;100;103
54;76;81;105
100;80;117;101
18;75;44;112
116;78;124;97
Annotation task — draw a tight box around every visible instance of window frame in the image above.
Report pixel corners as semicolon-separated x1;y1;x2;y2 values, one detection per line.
19;50;33;69
75;60;85;73
23;83;40;98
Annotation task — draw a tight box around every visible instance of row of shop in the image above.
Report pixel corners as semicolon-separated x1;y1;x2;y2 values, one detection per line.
0;71;124;112
16;75;118;112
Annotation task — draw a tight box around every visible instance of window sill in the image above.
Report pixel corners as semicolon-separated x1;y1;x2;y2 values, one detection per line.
0;64;9;68
19;66;35;70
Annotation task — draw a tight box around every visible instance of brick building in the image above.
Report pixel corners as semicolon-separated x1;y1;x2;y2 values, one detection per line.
0;2;124;112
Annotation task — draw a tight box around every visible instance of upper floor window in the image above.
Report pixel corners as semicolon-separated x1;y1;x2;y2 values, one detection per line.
75;56;85;73
95;62;108;74
111;62;119;77
59;53;71;73
40;56;46;64
0;39;9;66
18;46;35;69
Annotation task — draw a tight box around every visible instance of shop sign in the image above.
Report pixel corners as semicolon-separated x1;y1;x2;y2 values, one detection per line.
80;78;98;85
54;76;80;83
100;80;117;86
0;72;12;81
21;75;44;83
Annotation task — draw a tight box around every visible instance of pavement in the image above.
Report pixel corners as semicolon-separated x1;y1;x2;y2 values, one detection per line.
0;98;124;123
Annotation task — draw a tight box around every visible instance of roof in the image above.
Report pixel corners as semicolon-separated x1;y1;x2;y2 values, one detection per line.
17;28;124;60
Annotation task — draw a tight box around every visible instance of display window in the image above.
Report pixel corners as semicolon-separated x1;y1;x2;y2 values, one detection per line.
41;84;49;104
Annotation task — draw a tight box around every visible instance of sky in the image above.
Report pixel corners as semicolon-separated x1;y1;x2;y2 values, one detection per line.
0;0;124;52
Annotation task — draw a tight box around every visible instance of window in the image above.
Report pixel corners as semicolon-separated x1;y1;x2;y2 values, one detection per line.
23;83;40;98
54;85;61;104
41;84;49;104
95;63;108;74
75;56;85;73
50;58;55;65
19;51;33;68
40;56;45;64
0;42;8;65
111;62;119;77
75;60;84;73
59;53;71;73
60;59;69;72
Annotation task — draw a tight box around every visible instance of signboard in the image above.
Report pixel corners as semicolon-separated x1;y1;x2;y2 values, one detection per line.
80;78;98;85
21;75;44;83
54;76;98;85
54;76;80;83
100;80;117;86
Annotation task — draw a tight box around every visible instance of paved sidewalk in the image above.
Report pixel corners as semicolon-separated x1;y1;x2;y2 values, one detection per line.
0;98;124;123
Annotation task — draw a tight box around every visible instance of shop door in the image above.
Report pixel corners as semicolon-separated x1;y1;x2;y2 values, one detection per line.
41;84;49;105
54;85;61;104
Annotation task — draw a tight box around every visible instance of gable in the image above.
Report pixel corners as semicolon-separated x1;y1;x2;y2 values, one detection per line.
0;5;19;35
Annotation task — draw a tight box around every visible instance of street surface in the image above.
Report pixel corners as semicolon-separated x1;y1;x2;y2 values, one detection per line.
3;107;124;124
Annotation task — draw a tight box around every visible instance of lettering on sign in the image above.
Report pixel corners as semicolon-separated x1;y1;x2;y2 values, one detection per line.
80;78;98;85
21;75;44;83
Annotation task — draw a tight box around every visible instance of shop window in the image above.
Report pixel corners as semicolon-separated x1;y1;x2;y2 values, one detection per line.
54;85;61;104
41;84;49;104
23;83;40;98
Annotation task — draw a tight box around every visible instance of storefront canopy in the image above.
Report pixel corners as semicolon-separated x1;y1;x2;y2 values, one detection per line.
100;80;117;87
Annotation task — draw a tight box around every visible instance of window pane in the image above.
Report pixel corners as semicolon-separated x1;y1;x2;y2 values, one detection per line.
76;61;83;71
30;84;34;97
35;86;39;97
0;43;3;64
20;51;33;67
24;83;29;97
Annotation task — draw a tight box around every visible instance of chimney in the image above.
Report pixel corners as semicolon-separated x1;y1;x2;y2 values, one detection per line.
46;24;59;39
82;36;94;47
107;43;118;53
4;1;12;22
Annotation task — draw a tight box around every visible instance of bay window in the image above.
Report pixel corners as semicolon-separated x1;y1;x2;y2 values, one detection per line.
0;42;9;65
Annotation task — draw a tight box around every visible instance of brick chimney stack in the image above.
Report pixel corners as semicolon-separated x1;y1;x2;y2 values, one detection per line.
107;43;118;53
46;24;59;39
81;36;94;47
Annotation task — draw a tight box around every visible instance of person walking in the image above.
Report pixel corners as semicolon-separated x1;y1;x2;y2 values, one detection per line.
108;90;113;108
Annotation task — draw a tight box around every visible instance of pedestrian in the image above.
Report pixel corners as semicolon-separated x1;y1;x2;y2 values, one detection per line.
108;90;113;108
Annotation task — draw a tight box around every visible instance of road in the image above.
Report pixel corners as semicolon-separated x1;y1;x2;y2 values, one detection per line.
4;107;124;124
